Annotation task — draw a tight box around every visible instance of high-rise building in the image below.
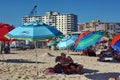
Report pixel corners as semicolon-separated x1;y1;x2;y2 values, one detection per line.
22;11;78;35
56;14;77;34
42;11;59;28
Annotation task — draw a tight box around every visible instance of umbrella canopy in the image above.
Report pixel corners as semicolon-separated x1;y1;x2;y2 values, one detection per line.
47;39;57;46
0;23;14;42
111;34;120;52
45;39;51;44
100;36;109;42
57;35;78;49
75;31;103;50
74;31;91;47
111;33;120;46
112;39;120;53
6;22;62;41
47;35;64;46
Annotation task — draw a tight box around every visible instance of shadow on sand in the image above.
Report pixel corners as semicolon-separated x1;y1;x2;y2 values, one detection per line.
85;72;120;80
0;53;18;54
83;68;99;74
0;59;47;64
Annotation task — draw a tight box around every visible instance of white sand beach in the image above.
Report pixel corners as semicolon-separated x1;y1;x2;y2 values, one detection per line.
0;49;120;80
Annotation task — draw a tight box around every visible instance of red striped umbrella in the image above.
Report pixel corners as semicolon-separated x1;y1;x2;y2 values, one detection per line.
74;31;91;47
111;33;120;46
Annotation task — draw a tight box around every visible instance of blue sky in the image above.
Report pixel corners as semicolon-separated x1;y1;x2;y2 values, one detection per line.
0;0;120;26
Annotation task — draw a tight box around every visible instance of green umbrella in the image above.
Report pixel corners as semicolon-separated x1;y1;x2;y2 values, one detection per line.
47;39;57;46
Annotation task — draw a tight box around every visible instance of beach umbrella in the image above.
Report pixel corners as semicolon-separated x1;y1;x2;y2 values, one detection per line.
111;33;120;46
45;39;51;44
112;39;120;53
57;35;78;49
0;23;14;42
111;34;120;52
47;35;65;46
5;21;62;76
47;39;57;46
75;31;104;50
100;36;109;42
6;22;62;41
74;31;91;47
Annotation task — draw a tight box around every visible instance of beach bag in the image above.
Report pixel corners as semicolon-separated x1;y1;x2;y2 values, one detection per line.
44;67;55;75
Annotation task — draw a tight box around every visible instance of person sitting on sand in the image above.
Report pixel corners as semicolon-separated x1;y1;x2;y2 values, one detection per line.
55;52;74;65
98;47;113;57
54;52;83;74
4;43;10;54
55;52;84;74
98;47;114;61
54;52;69;74
68;63;83;75
87;46;96;57
66;56;74;64
55;52;67;64
113;50;120;61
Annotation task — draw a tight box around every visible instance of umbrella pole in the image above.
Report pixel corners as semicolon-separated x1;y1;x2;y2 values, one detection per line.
34;41;38;78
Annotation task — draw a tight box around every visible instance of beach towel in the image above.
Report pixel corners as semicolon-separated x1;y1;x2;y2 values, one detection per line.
44;67;55;75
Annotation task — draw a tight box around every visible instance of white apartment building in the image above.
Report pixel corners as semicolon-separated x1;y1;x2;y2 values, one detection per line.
42;11;59;27
22;11;77;35
56;14;77;34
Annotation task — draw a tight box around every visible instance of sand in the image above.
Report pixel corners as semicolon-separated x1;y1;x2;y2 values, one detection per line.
0;49;120;80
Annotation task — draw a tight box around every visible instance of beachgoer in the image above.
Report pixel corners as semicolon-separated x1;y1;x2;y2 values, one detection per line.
4;43;10;54
87;46;96;57
55;52;84;74
113;50;120;61
0;41;5;54
66;56;73;64
98;47;113;57
55;52;67;64
81;50;87;56
68;63;83;75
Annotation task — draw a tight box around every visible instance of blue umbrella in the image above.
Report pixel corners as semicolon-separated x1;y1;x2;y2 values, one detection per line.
5;21;62;75
112;39;120;53
57;35;78;49
6;22;62;41
75;31;103;50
